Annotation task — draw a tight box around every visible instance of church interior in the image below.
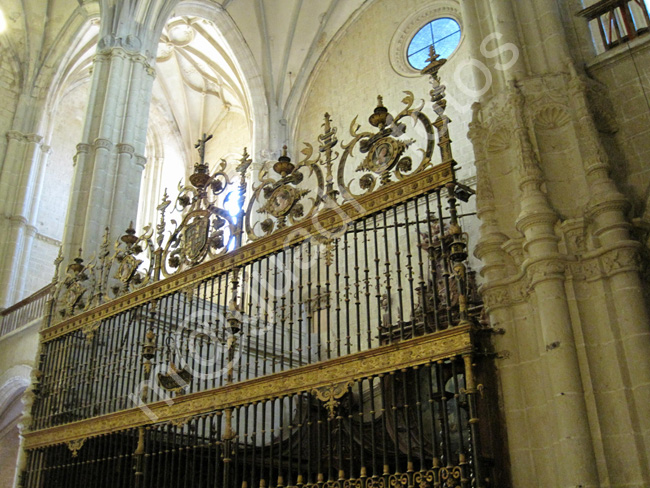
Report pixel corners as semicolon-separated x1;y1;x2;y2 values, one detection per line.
1;0;650;487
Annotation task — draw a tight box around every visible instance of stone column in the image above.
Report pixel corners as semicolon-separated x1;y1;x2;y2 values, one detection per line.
512;82;599;487
567;65;650;484
0;130;50;308
470;0;650;484
62;0;179;262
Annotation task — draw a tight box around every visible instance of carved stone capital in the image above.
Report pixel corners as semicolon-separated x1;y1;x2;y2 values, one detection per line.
567;242;642;281
135;155;147;169
526;258;567;287
6;131;43;145
601;246;642;276
93;138;113;151
116;143;135;156
6;130;24;142
480;275;530;311
97;35;142;55
76;143;91;154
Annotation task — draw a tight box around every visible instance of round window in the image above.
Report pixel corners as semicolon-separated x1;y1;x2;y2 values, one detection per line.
407;17;461;69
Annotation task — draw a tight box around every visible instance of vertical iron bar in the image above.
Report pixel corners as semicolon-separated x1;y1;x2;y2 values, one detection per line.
288;246;296;370
436;361;452;466
424;193;442;332
414;366;426;471
297;246;305;367
272;254;279;374
378;375;389;477
334;236;342;358
357;380;366;478
352;221;362;353
402;201;418;339
392;207;406;339
263;258;271;376
246;263;255;381
255;260;263;378
316;243;323;362
401;368;414;475
389;371;400;473
435;191;453;327
280;250;287;372
463;354;484;488
342;230;351;356
372;214;384;345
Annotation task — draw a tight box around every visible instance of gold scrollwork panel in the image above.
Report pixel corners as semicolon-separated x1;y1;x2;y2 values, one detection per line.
41;162;455;344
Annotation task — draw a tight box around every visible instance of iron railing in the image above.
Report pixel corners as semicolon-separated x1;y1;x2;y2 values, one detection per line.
0;284;53;338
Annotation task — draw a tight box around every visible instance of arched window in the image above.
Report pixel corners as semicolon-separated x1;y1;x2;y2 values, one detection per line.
407;17;461;69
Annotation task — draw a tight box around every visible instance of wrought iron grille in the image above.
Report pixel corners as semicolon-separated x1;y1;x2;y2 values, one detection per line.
31;192;479;430
23;357;496;488
21;49;503;488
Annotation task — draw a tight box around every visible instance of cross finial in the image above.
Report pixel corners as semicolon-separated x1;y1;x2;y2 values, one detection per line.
194;133;213;165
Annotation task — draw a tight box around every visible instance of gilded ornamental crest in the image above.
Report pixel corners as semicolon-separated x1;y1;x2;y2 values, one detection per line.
184;214;210;261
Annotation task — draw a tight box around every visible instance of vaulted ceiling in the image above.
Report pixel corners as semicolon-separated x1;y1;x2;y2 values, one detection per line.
212;0;367;112
0;0;372;163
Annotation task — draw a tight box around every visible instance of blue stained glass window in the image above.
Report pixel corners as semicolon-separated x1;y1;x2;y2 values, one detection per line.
407;18;461;70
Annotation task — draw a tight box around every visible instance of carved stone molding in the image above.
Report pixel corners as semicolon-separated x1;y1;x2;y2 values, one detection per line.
135;154;147;169
485;128;511;153
97;35;143;55
501;238;524;267
603;247;641;274
559;219;588;254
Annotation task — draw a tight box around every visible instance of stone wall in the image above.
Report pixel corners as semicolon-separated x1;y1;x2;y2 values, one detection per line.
587;36;650;220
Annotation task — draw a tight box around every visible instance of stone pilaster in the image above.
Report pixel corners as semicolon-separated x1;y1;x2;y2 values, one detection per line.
0;131;50;307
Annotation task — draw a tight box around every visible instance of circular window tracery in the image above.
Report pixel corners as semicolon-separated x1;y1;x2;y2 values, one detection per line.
389;3;463;77
407;17;461;70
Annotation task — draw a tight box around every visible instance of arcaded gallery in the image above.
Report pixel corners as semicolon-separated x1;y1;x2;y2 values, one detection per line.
0;1;649;487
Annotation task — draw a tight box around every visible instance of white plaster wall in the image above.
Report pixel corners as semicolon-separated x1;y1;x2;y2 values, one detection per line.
206;111;250;169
